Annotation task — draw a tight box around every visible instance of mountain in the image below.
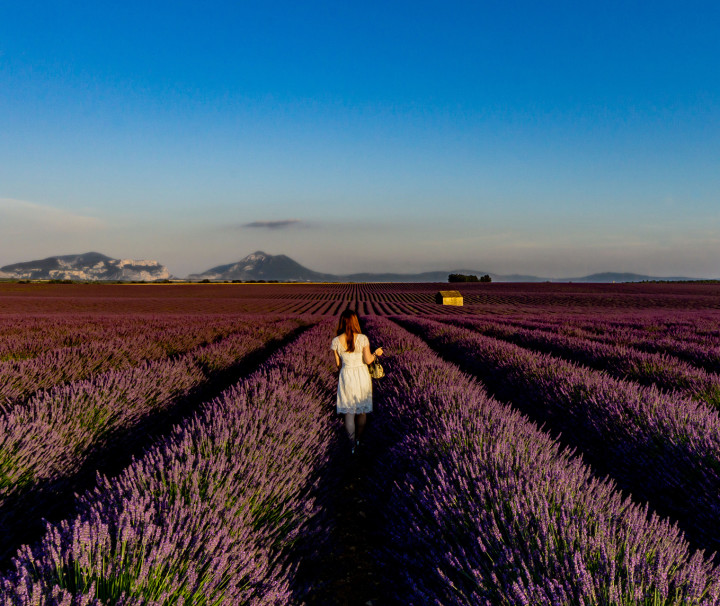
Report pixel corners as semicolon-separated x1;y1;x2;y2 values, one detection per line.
1;251;703;283
187;251;336;282
191;252;700;282
561;272;698;283
0;252;171;281
187;252;473;282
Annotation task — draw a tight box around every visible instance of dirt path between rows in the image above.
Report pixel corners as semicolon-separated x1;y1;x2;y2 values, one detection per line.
303;440;386;606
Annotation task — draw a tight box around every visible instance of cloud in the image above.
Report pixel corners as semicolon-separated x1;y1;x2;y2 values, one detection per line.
241;219;302;230
0;198;105;233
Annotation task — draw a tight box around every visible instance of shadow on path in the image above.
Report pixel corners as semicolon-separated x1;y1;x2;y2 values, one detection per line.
292;425;388;606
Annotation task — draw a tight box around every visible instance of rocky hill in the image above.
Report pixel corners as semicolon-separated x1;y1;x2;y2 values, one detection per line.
0;252;171;281
187;251;336;282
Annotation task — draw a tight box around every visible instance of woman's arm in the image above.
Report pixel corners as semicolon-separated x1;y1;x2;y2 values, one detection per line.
333;350;341;370
362;344;383;365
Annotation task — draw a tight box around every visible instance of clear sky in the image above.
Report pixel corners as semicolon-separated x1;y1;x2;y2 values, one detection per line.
1;1;718;278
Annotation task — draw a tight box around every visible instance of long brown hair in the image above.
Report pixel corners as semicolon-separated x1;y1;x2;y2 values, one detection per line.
336;309;362;352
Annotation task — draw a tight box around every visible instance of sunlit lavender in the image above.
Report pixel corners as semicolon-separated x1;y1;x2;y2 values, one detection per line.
2;282;720;604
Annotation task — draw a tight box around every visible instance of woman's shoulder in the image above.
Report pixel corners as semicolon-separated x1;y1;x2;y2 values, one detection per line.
357;333;369;346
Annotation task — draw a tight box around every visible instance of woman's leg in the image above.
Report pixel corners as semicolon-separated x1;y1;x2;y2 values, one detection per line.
356;413;367;442
344;412;356;443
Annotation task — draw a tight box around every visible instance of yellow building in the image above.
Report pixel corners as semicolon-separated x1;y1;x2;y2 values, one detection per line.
435;290;463;306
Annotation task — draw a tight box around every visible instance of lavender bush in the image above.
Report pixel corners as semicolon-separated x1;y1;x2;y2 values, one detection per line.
0;316;252;408
573;324;720;375
0;321;341;605
363;317;720;605
484;315;720;374
396;316;720;555
439;315;720;408
0;317;303;563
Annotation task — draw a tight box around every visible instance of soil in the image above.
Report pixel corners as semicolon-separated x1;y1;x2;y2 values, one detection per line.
303;441;386;606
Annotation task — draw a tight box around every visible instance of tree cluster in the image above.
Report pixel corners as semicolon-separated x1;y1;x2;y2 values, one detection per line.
448;273;491;283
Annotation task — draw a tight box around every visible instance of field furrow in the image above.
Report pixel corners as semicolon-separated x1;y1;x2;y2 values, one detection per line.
396;316;720;556
0;316;250;408
2;281;720;604
0;318;308;564
440;315;720;408
0;321;340;605
483;315;720;371
359;317;720;604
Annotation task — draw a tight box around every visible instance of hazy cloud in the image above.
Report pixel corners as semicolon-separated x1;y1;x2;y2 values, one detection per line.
242;219;302;229
0;197;108;266
0;198;105;233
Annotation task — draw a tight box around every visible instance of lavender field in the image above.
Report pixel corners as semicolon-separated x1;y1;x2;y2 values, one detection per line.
1;281;720;605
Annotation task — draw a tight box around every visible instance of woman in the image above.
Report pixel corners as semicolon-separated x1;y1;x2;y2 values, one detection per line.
331;309;383;453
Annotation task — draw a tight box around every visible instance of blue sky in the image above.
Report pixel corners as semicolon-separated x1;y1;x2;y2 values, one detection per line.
1;1;718;277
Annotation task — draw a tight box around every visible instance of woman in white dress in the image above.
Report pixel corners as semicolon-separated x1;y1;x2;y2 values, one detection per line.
331;309;383;453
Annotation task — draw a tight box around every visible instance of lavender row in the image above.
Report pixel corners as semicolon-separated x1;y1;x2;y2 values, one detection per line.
0;315;250;361
503;315;715;342
474;313;720;343
557;315;720;342
572;324;720;375
0;316;253;407
0;318;304;563
439;315;720;409
361;317;720;604
487;315;720;373
0;321;340;605
396;316;720;556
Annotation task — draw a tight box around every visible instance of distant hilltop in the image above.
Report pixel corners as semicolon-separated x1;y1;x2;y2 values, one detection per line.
186;251;500;282
0;250;706;283
0;252;171;281
187;251;702;283
187;251;336;282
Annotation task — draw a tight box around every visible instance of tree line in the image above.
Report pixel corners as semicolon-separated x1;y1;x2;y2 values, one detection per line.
448;273;491;283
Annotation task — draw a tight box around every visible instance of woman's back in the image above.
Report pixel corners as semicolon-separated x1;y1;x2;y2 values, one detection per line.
332;334;368;368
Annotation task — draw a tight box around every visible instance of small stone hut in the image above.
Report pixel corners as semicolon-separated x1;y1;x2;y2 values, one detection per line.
435;290;463;306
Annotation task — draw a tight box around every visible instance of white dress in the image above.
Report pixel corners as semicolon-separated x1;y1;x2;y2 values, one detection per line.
331;334;373;414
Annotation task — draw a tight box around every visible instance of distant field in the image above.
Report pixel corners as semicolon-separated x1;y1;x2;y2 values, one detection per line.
2;280;720;315
2;282;720;604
